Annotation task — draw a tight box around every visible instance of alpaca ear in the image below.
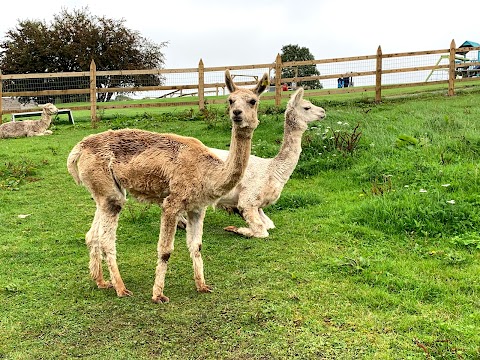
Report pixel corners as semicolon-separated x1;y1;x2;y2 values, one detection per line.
253;73;269;96
225;70;237;93
289;88;304;106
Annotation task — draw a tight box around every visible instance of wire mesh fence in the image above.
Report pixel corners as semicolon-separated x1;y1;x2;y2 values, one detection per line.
1;41;480;120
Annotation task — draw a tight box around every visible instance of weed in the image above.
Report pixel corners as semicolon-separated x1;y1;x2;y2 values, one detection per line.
197;106;227;129
0;159;39;191
450;233;480;249
368;174;393;196
334;256;370;273
395;134;419;148
333;123;362;155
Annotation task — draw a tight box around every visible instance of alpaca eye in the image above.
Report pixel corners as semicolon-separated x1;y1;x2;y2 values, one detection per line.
304;106;311;110
228;99;234;105
249;99;257;106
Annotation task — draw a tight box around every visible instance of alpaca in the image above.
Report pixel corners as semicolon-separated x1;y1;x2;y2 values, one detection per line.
66;70;268;303
208;88;326;238
0;103;58;139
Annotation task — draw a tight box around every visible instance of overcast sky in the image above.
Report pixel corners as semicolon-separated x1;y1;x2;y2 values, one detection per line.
0;0;476;69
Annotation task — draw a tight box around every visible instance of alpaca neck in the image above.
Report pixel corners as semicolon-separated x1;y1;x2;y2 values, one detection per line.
212;127;253;194
271;118;305;183
39;111;52;130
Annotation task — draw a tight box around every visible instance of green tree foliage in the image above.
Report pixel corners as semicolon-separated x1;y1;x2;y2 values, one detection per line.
280;44;322;89
0;7;167;103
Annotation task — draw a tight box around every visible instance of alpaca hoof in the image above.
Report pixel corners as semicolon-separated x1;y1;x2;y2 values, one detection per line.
97;280;113;289
116;288;133;297
224;225;238;233
197;284;213;293
152;294;170;303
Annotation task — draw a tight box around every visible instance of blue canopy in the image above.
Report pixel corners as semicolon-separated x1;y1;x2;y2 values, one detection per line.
460;40;480;47
458;40;480;55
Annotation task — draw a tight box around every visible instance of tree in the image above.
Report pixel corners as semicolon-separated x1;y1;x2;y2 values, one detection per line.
280;44;322;89
0;7;167;103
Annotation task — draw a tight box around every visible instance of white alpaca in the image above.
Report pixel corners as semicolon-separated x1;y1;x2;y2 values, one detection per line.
0;103;58;139
66;70;268;303
209;88;325;238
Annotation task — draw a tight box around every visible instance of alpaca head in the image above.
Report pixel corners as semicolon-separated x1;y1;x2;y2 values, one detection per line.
225;70;268;130
286;88;326;131
40;103;59;116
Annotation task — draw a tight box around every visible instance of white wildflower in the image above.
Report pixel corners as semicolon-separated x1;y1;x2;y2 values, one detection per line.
442;184;451;187
419;189;427;193
446;200;455;204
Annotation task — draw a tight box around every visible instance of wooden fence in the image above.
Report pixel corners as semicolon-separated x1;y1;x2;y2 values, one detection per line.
1;39;479;126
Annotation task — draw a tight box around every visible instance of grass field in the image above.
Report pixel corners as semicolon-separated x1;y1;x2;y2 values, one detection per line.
1;87;480;359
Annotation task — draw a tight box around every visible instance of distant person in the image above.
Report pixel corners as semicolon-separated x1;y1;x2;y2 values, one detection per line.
342;76;350;88
337;78;344;88
282;83;288;91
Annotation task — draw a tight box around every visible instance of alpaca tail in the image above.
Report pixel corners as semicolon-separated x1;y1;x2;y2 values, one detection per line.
67;143;83;185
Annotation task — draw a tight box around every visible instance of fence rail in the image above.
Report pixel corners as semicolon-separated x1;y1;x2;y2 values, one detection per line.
1;39;479;126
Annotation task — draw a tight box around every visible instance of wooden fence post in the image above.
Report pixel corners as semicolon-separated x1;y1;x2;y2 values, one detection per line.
89;59;97;127
375;46;382;103
275;53;282;107
0;70;3;124
448;39;456;96
198;59;205;110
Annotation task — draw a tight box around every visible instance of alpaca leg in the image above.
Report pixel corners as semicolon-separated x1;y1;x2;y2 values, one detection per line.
97;197;131;297
224;207;269;238
99;213;132;297
85;208;112;289
152;203;179;303
186;208;212;293
258;208;275;230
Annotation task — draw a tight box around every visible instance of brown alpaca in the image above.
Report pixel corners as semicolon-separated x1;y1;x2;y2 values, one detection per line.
0;103;58;139
66;70;268;303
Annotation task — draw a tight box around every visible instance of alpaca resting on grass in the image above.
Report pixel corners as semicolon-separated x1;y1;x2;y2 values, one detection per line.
0;103;58;139
67;70;268;303
209;88;326;238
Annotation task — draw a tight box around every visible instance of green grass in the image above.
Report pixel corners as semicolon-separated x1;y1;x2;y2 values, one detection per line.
1;87;480;359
